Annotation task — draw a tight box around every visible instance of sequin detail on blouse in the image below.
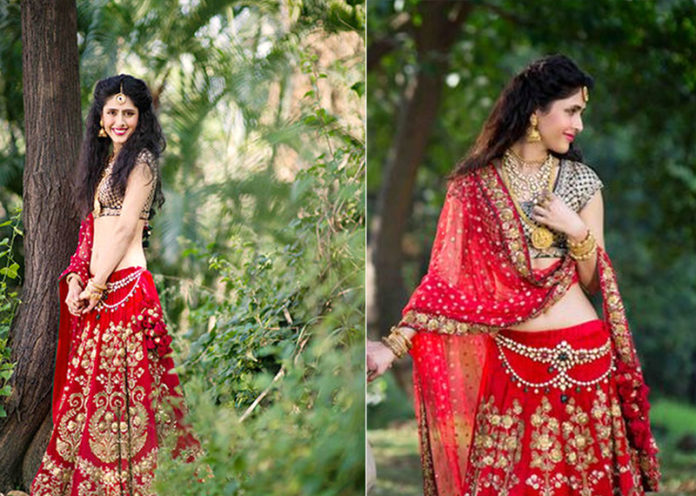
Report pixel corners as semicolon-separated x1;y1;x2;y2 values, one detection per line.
93;150;157;220
516;160;603;258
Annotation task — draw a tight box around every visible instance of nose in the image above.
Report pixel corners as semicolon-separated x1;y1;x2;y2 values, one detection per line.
574;114;583;133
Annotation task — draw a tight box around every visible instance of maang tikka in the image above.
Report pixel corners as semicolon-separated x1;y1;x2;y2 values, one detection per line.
114;81;126;104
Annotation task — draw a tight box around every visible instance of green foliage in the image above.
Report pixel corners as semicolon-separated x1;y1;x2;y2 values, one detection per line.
153;58;365;492
144;2;365;490
0;209;21;417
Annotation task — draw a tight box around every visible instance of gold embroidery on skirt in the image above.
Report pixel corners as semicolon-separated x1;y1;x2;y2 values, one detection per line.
469;390;641;496
33;317;167;495
562;398;601;496
467;397;524;495
528;397;563;495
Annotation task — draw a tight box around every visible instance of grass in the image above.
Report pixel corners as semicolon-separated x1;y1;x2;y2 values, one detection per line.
367;420;422;496
368;390;696;496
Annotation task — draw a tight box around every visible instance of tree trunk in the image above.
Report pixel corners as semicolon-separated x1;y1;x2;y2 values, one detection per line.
0;0;81;489
370;1;470;341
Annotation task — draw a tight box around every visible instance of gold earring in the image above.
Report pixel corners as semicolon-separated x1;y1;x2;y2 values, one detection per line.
527;114;541;142
98;119;107;138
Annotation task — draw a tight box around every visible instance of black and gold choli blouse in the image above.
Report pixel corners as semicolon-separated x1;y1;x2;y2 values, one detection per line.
517;160;604;258
93;149;157;221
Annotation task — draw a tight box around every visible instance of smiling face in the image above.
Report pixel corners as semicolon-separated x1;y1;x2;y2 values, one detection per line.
101;94;139;149
535;89;586;154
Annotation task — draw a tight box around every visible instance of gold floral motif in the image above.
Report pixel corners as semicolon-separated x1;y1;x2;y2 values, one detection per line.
528;397;563;496
562;399;599;496
76;451;157;495
477;166;530;278
56;393;86;461
402;310;498;336
462;390;642;496
87;321;150;464
467;397;524;495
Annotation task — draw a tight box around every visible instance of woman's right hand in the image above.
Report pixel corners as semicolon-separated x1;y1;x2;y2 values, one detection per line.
366;339;398;383
65;277;86;316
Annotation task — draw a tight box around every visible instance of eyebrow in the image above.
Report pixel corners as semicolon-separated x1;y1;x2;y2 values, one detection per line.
104;106;137;112
568;104;586;111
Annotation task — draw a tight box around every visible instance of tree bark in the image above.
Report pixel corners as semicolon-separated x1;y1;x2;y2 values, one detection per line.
370;1;470;348
0;0;81;489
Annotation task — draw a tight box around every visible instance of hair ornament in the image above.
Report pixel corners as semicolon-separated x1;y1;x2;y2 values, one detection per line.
115;82;126;104
582;86;589;102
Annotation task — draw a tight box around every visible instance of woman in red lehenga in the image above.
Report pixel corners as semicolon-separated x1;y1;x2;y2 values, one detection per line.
31;75;201;495
367;55;661;495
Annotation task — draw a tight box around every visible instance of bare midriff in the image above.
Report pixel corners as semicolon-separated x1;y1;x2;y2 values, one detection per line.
90;216;148;276
508;257;598;331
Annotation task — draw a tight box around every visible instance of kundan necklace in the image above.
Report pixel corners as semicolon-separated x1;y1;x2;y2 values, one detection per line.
502;149;553;199
501;150;556;251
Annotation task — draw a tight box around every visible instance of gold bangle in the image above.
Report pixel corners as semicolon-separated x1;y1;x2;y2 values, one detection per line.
568;230;593;250
570;244;597;261
382;334;407;358
88;278;107;291
66;273;83;287
381;326;414;359
85;280;107;301
380;337;402;358
391;326;413;350
568;230;596;259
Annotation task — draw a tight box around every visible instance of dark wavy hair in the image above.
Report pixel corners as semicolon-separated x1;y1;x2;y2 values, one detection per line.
453;54;594;176
76;74;166;218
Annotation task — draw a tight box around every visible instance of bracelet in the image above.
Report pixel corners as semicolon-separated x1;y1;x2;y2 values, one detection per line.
381;326;413;359
86;279;107;301
391;326;413;350
88;278;107;291
568;230;597;260
568;230;597;261
568;229;593;249
66;273;84;287
569;245;597;261
381;335;407;358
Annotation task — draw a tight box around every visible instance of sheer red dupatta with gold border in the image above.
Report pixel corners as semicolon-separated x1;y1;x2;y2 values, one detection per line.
400;165;660;494
54;212;95;422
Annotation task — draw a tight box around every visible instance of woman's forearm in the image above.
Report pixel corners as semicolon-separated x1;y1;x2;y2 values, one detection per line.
575;252;599;293
567;228;600;294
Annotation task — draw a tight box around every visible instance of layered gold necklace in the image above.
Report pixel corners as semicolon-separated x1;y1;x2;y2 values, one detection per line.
500;149;556;251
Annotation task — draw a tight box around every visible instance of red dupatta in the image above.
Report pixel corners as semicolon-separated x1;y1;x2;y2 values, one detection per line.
402;164;660;493
54;212;94;422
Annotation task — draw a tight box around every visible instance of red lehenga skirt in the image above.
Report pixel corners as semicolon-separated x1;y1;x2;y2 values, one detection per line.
31;266;200;496
412;320;646;496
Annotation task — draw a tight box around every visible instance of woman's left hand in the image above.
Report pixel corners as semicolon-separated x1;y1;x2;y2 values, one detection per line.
532;191;587;241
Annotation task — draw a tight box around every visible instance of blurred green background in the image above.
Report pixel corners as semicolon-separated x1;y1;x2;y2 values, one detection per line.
366;1;696;495
0;0;365;494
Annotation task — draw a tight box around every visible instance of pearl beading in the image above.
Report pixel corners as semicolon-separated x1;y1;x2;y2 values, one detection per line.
494;334;614;394
106;268;144;291
97;269;145;312
502;150;554;201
